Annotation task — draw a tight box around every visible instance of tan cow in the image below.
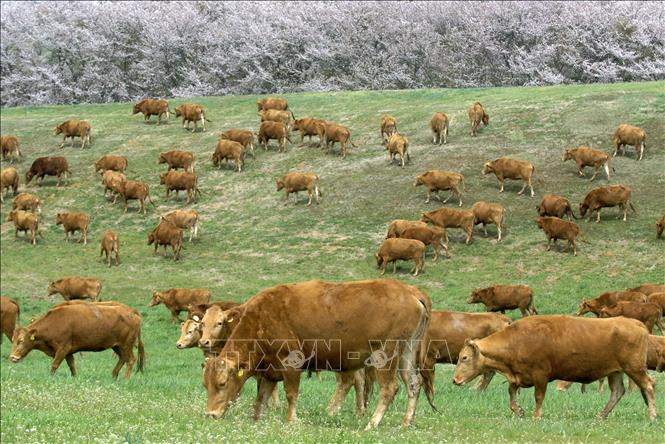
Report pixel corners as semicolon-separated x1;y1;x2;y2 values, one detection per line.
101;170;126;201
562;146;612;181
175;103;208;132
414;170;464;206
221;129;256;159
212;140;245;172
276;172;321;206
48;276;102;302
100;230;120;267
198;303;246;354
472;201;506;241
160;170;201;203
1;135;22;161
576;291;647;316
483;157;535;197
1;296;20;343
158;150;194;172
536;194;577;220
149;288;211;323
613;124;646;160
256;97;289;112
6;210;40;245
291;118;326;147
656;215;665;239
467;285;537;317
453;315;657;420
95;155;128;173
468;102;489;136
116;179;154;215
375;238;426;276
385;219;428;239
258;121;289;152
259;109;293;128
384;133;410;168
133;99;170;125
12;192;41;213
430;112;449;145
54;119;91;149
535;216;582;256
380;115;398;141
147;220;183;261
579;184;635;223
646;292;665;313
399;225;449;261
324;122;355;159
1;167;19;203
628;284;665;296
162;209;200;242
55;211;90;245
421;208;474;244
25;156;70;186
599;301;664;334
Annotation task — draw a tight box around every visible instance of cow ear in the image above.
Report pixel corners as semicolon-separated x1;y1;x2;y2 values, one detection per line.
193;315;201;322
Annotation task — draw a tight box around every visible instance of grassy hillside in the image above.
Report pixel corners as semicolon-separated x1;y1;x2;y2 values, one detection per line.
1;81;664;443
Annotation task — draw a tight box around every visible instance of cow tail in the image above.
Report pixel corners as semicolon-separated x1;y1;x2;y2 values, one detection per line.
97;281;103;302
578;230;591;244
136;327;145;373
629;201;636;214
461;175;466;192
350;141;358;148
290;110;295;120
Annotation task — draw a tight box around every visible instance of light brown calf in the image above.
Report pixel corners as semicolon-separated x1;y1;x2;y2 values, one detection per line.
6;210;40;245
1;167;19;203
55;211;90;245
430;112;449;145
468;102;489;136
213;140;245;172
536;194;576;220
380;114;398;141
414;170;464;205
483;157;535;197
563;146;611;181
467;285;537;317
535;216;582;256
599;301;664;334
100;230;120;267
221;129;256;159
472;201;506;241
384;133;409;168
276;172;321;206
613;124;645;160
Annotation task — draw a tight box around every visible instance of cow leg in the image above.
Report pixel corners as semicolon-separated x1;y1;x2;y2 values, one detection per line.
589;167;599;181
598;372;625;419
307;191;313;207
508;383;525;416
596;208;601;223
65;354;77;376
111;346;126;379
328;371;356;416
518;181;527;195
625;370;657;420
253;377;277;420
499;179;504;193
425;191;431;204
622;204;628;222
533;380;548;419
365;368;399;430
656;318;665;335
282;370;301;423
393;260;397;274
83;227;87;245
170;309;180;324
122;346;136;379
50;349;70;375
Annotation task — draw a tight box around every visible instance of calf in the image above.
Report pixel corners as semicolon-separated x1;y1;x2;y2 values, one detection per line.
101;170;126;201
12;192;41;213
467;285;537;317
579;184;635;223
160;170;201;203
212;140;245;172
613;123;646;160
149;288;211;323
399;225;449;261
384;133;410;168
483;157;535;197
133;99;170;125
421;208;474;244
116;179;154;215
385;220;427;239
1;167;19;203
1;135;22;161
536;194;576;220
100;230;120;267
55;211;90;245
375;238;426;276
291;118;326;147
576;291;647;316
380;114;398;141
54;119;91;149
162;209;200;242
220;129;256;159
147;221;183;261
472;201;506;241
276;172;321;206
468;102;489;136
6;210;40;245
158;150;194;172
95;155;128;173
535;216;582;256
599;301;664;334
175;103;208;132
562;146;612;181
656;214;665;239
256;97;289;112
48;276;102;302
258;121;289;152
1;296;20;343
324;122;355;159
414;170;464;206
25;156;70;186
430;112;449;145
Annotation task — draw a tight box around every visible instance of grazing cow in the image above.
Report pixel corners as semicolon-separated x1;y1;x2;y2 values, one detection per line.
385;219;428;239
160;170;201;203
380;115;398;141
421;311;511;408
6;210;40;245
256;97;289;112
212;140;245;172
613;124;646;160
399;225;449;261
562;146;612;181
132;99;170;125
291;118;326;147
421;208;475;244
162;209;200;242
384;133;410;168
202;279;431;430
94;155;128;174
149;288;211;323
1;296;20;343
646;292;665;313
472;201;506;241
599;301;664;334
101;170;126;201
48;276;102;302
116;180;154;215
536;194;576;220
175;103;208;132
147;221;183;261
276;172;321;206
579;184;635;223
1;167;19;203
25;156;70;186
576;291;648;317
54;119;91;149
221;129;256;159
535;216;582;256
414;170;464;206
100;230;120;267
453;315;657;420
483;157;535;197
158;150;194;172
375;238;426;276
324;122;355;159
55;211;90;245
1;135;22;161
12;192;41;213
430;112;449;145
10;302;144;379
657;215;665;239
628;284;665;296
467;285;537;317
258;121;289;152
259;109;293;128
468;102;489;136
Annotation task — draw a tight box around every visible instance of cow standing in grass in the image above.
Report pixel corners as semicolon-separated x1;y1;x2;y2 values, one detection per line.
54;119;91;149
133;99;170;125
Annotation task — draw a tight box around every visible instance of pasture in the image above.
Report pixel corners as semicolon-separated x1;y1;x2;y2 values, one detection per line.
1;81;664;443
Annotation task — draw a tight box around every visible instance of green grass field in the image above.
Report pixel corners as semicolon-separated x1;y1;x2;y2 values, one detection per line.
1;81;664;443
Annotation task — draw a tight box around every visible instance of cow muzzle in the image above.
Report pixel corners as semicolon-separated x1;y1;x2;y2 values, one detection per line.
10;355;22;363
199;339;211;348
176;342;185;349
452;377;466;386
205;409;225;419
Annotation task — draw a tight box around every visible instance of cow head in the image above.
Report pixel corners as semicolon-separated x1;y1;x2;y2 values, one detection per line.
413;174;424;187
174;106;183;118
199;306;240;350
159;173;168;185
53;125;63;136
575;300;596;316
482;162;494;175
466;289;484;305
46;280;61;296
452;339;484;386
211;152;220;167
10;327;39;363
562;149;574;162
482;113;489;126
6;211;17;223
177;319;201;349
420;213;434;224
276;179;285;191
534;217;545;230
158;153;168;165
149;292;163;306
375;253;383;267
25;170;35;184
203;355;250;418
55;213;64;225
657;220;664;239
132;102;142;115
256;100;264;112
578;202;589;218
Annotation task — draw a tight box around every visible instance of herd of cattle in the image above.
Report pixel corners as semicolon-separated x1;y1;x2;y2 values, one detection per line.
1;95;664;429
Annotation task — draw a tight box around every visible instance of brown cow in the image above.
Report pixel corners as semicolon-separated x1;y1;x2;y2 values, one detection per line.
472;201;506;241
646;292;665;313
54;119;91;149
160;170;201;203
174;103;208;132
421;208;474;244
162;209;200;242
95;155;128;173
221;129;256;159
158;150;194;172
380;115;398;141
6;210;40;245
212;140;245;172
468;102;489;136
149;288;211;323
147;220;183;261
613;124;646;160
101;170;126;201
375;238;426;276
384;133;410;168
483;157;535;197
202;279;431;430
257;97;289;112
25;156;70;186
1;296;20;343
385;219;428;239
562;146;612;181
599;301;664;334
324;122;355;159
536;194;576;220
628;284;665;296
453;315;657;420
12;192;41;213
48;276;102;302
421;311;511;408
259;109;293;128
467;285;537;317
55;211;90;245
116;179;154;215
276;172;321;206
399;225;449;261
291;118;326;147
100;230;120;267
576;291;647;317
579;184;635;223
133;99;170;125
656;215;665;239
258;121;289;152
430;112;449;145
10;301;144;379
535;216;582;256
1;135;22;161
1;167;19;203
414;170;464;206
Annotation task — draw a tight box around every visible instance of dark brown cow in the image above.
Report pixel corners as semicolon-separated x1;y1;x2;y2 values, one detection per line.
384;133;410;168
276;172;321;206
324;122;355;159
613;124;646;160
380;115;398;141
453;315;657;420
414;170;464;206
10;301;144;379
158;150;194;172
133;99;170;125
100;230;120;267
95;155;128;173
1;296;20;343
483;157;535;197
162;209;200;242
25;156;70;186
535;216;582;256
385;219;428;239
48;276;102;302
430;112;449;145
55;211;90;245
258;121;289;152
116;179;154;215
421;208;474;244
160;170;201;203
467;285;537;317
468;102;489;136
12;192;41;213
375;238;426;276
656;215;665;239
1;135;22;161
576;291;647;316
54;119;91;149
536;194;577;220
256;97;289;112
221;129;256;159
562;146;612;181
6;210;40;245
147;221;183;261
212;140;245;172
399;225;449;261
579;184;635;223
628;284;665;296
175;103;208;132
1;167;19;203
472;201;506;241
599;301;664;334
291;118;326;147
149;288;211;323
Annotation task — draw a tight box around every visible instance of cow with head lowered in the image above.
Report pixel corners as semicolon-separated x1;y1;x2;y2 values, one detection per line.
483;157;535;197
175;103;208;132
563;146;612;181
133;99;170;125
147;220;183;261
468;102;489;136
54;119;91;149
579;184;635;223
613;124;646;160
536;194;576;220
